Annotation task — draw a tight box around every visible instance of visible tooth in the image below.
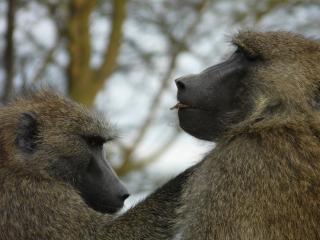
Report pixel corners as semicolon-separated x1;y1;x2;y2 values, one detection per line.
170;103;189;110
178;103;189;108
170;103;179;110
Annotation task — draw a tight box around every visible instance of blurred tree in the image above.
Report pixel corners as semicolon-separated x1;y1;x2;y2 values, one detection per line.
0;0;319;182
114;0;212;176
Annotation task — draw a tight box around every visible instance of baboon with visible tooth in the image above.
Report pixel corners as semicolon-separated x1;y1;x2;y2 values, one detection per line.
171;31;320;239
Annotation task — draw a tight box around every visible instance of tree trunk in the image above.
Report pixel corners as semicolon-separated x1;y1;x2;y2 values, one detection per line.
67;0;127;107
2;0;16;103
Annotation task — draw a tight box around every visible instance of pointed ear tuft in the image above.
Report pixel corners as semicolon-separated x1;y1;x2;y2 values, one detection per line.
15;112;39;152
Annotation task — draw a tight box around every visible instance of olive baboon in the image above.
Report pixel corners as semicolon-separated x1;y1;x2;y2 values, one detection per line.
0;91;192;240
171;31;320;239
0;92;129;238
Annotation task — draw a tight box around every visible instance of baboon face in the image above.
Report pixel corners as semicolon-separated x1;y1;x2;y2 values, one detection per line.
12;93;129;214
172;49;252;141
173;31;320;141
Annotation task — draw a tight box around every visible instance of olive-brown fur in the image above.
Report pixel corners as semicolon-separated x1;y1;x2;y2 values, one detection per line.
176;31;320;239
0;92;109;239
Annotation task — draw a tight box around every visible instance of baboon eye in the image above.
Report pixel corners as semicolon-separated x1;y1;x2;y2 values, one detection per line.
82;135;106;148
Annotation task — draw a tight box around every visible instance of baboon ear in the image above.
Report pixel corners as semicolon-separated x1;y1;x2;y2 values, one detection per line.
15;112;39;153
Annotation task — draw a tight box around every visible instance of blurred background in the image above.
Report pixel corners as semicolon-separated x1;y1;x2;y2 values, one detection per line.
1;0;320;206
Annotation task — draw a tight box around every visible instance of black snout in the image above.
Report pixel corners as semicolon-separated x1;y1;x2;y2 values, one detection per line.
77;152;130;214
175;75;200;105
175;75;196;99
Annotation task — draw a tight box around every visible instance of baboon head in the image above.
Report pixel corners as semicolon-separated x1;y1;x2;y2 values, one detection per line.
172;31;320;141
0;92;129;214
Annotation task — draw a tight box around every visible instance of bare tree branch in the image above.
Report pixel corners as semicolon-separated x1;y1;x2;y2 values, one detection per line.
67;0;97;105
94;0;127;84
234;0;313;23
114;0;212;176
116;128;181;176
141;128;181;164
67;0;127;106
127;0;210;155
31;35;62;84
2;0;16;103
19;57;29;93
31;1;68;84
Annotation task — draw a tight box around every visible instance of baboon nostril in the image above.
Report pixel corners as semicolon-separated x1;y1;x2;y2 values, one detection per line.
175;79;186;91
121;193;130;201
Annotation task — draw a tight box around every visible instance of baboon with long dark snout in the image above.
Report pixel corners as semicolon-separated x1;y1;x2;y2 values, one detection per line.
171;31;320;239
0;91;194;240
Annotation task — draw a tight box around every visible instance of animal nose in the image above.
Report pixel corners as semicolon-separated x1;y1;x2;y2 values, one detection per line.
120;193;130;201
175;78;186;91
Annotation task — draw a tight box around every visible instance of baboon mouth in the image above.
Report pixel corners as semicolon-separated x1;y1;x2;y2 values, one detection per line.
170;102;191;110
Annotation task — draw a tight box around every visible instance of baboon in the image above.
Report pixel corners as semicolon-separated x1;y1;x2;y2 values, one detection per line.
0;91;129;239
171;31;320;239
0;91;193;240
